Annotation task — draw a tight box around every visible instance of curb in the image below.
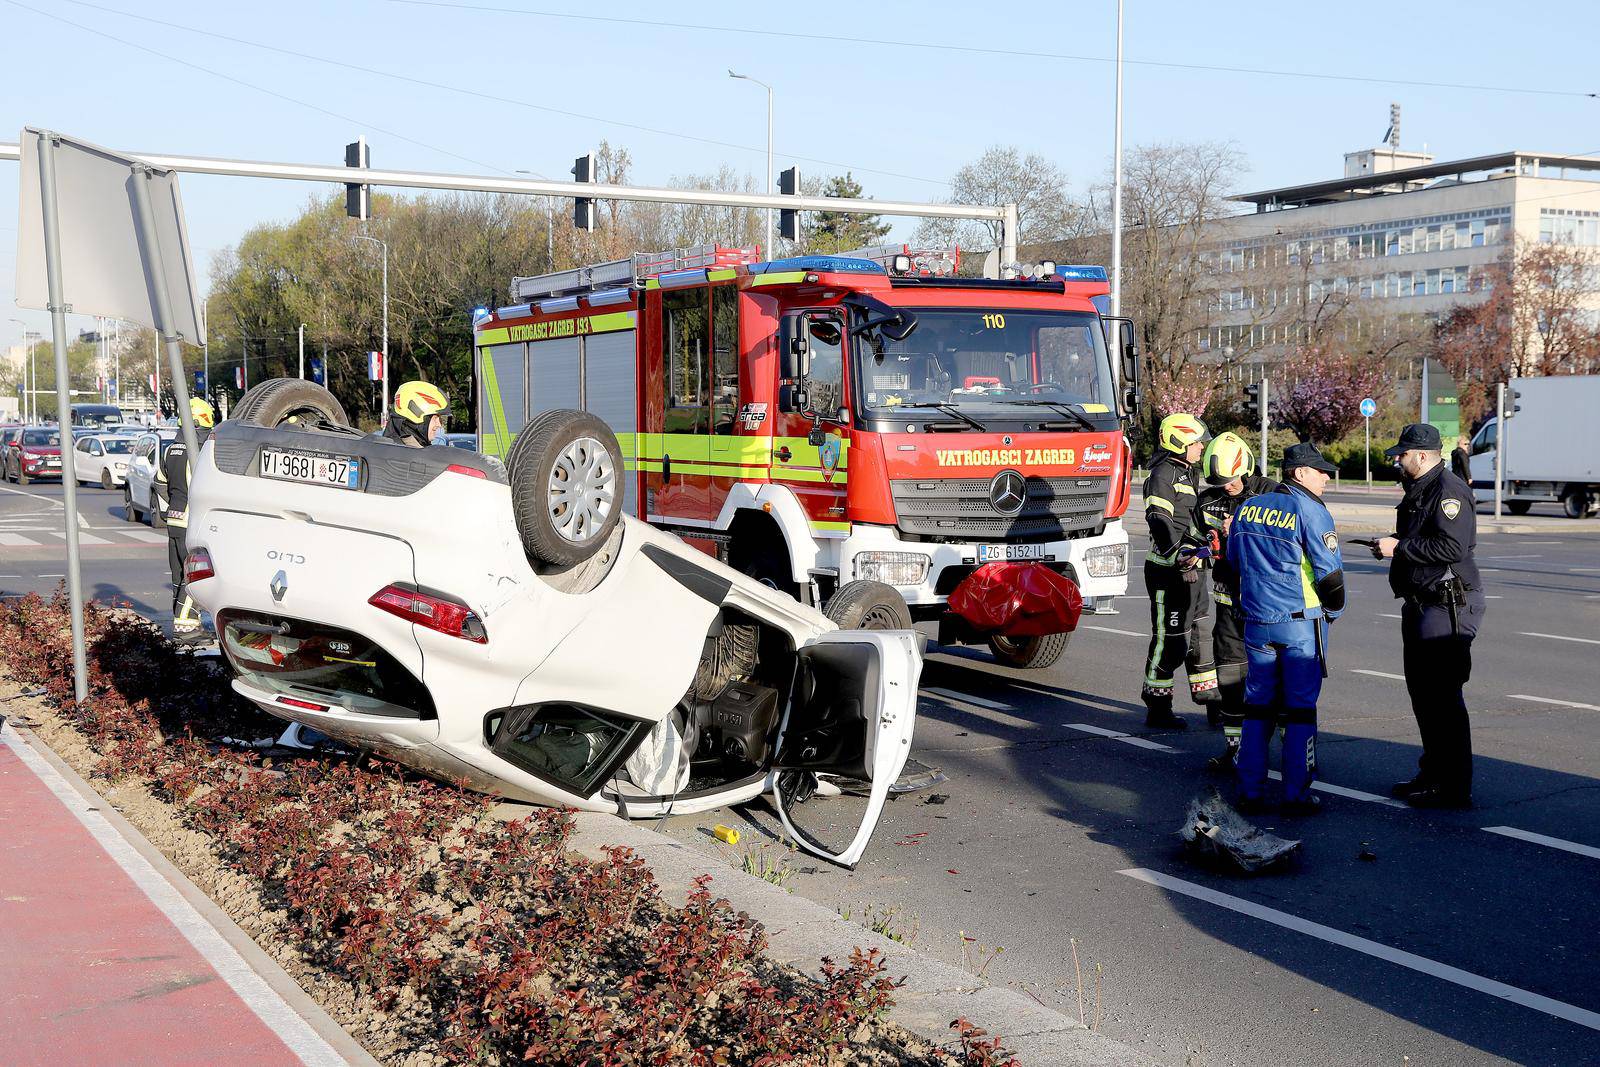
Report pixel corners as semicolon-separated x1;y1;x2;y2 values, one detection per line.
3;718;380;1067
561;811;1161;1067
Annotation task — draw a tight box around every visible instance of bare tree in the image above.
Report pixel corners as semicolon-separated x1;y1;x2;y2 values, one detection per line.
913;145;1078;252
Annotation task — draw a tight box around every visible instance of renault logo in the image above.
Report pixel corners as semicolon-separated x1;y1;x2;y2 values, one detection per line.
270;569;288;603
989;470;1026;516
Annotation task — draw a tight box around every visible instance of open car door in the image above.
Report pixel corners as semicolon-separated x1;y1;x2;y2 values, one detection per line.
771;629;922;868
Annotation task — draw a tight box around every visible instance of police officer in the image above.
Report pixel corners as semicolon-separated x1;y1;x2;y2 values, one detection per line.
382;381;451;447
1140;413;1218;730
1376;423;1484;809
158;397;215;640
1229;443;1346;813
1195;432;1279;768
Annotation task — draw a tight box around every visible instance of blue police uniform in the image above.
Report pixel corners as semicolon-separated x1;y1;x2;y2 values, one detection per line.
1227;477;1346;805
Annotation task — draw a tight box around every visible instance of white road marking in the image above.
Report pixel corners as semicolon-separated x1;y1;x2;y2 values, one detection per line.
45;530;111;546
1063;722;1175;751
1515;541;1563;545
0;532;38;547
38;573;64;578
1083;624;1145;638
1483;826;1600;861
0;723;349;1065
1378;612;1403;619
1569;567;1600;573
1519;632;1600;646
923;687;1012;711
1485;595;1504;600
1351;669;1406;681
1508;694;1600;712
1266;770;1407;808
1484;554;1542;560
1119;867;1600;1032
119;528;167;544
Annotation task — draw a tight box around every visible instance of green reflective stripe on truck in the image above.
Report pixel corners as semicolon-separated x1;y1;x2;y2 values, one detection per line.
476;327;511;346
748;271;808;287
478;346;512;459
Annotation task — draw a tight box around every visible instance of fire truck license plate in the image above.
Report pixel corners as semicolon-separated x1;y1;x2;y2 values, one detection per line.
259;447;361;490
977;544;1050;562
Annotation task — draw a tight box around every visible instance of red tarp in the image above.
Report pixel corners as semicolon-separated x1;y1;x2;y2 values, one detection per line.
947;562;1083;638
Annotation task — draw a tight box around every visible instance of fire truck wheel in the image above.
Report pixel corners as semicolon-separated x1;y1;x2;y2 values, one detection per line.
233;378;350;431
824;581;912;631
508;409;623;568
987;631;1071;670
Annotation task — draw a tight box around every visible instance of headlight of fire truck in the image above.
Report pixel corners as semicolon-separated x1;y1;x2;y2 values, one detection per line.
854;551;930;587
1083;543;1128;579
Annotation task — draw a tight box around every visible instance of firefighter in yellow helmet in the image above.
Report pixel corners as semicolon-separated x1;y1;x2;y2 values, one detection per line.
1140;413;1217;730
1195;432;1280;768
382;381;451;447
158;397;217;640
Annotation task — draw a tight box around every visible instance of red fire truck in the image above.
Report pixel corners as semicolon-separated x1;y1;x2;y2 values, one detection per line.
473;245;1138;668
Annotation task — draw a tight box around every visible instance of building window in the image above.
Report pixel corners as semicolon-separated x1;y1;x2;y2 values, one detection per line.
1470;219;1485;247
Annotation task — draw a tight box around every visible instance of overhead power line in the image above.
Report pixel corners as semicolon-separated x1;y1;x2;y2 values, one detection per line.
50;0;947;189
391;0;1599;100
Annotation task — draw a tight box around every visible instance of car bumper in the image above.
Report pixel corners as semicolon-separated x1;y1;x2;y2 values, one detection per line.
836;520;1130;608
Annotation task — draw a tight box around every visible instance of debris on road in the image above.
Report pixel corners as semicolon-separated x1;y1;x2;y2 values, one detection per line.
1179;789;1301;873
922;793;950;806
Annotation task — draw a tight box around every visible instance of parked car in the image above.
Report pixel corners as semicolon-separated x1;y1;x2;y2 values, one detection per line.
439;433;478;451
123;429;177;524
0;426;21;477
73;432;138;489
6;426;63;484
69;403;126;431
186;379;921;867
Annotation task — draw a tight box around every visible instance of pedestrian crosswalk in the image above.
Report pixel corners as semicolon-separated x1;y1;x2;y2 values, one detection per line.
0;527;167;548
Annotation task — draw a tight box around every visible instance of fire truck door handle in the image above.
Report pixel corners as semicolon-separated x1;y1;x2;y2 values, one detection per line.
774;446;792;463
661;454;671;480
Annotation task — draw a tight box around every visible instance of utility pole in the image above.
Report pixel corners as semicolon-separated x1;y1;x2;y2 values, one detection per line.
1110;0;1125;317
729;70;774;257
352;234;389;423
1259;376;1270;476
1494;382;1505;520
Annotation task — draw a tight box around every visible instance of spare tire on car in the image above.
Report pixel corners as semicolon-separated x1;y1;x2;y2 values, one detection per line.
824;580;913;631
232;378;350;430
507;410;623;568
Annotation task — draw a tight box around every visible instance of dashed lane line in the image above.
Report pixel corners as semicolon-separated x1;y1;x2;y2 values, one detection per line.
1378;612;1403;619
1082;624;1145;638
1266;770;1407;808
1519;632;1600;646
1483;826;1600;861
1062;722;1176;751
922;687;1012;712
1118;868;1600;1032
1351;669;1406;681
1484;554;1543;560
1508;694;1600;712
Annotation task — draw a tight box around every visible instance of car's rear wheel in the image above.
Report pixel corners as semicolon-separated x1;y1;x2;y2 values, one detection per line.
507;409;623;568
148;491;164;528
824;580;913;631
123;483;136;521
233;378;349;430
100;469;113;490
988;631;1071;669
1562;487;1593;519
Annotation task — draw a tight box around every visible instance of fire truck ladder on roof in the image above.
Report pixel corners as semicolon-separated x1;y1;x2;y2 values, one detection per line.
511;244;761;302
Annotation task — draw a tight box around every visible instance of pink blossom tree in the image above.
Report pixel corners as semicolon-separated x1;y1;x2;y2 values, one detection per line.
1271;346;1388;443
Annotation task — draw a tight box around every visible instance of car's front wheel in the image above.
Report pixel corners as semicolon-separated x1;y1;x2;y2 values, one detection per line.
988;631;1072;670
100;469;113;490
123;483;137;521
148;491;164;528
233;378;350;430
507;410;623;568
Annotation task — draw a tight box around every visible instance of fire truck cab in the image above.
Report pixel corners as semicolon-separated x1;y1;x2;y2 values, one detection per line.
474;246;1137;669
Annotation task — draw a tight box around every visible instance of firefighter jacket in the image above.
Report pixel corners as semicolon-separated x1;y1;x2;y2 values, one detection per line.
156;428;211;530
1143;452;1202;566
1229;482;1346;624
1388;462;1480;601
1196;474;1279;604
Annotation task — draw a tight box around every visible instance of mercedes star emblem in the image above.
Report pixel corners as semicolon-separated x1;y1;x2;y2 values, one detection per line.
270;569;288;603
989;470;1026;516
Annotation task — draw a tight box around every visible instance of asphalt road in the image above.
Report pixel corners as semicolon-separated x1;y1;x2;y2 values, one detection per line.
4;478;1598;1065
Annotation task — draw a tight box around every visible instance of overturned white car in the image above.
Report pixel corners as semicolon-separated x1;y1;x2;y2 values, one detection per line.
183;380;922;866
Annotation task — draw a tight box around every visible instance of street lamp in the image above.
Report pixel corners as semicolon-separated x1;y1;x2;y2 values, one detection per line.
728;70;774;258
8;319;28;423
351;234;390;423
8;319;39;423
1110;0;1125;317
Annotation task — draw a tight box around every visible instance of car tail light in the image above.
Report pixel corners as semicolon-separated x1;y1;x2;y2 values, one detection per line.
368;583;488;643
446;463;486;479
184;548;215;582
277;695;329;712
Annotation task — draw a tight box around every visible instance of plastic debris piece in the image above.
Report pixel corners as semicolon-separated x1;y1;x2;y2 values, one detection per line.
1179;788;1301;873
923;793;950;806
712;824;740;845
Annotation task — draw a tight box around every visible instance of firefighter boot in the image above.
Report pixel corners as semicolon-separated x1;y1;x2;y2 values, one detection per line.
1142;684;1188;730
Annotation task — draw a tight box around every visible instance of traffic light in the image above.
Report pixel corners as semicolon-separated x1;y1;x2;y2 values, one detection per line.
345;137;370;221
1502;385;1522;419
572;152;596;231
778;166;800;242
1243;382;1263;421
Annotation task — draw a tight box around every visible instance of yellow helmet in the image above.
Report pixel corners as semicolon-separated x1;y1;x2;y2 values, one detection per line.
1157;413;1208;454
1200;431;1253;485
394;380;450;425
189;396;216;429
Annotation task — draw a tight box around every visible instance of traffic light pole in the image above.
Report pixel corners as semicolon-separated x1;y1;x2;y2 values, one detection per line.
1259;376;1270;477
1494;382;1505;520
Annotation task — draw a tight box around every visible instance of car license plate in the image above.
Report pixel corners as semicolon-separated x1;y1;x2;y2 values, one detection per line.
259;447;361;489
977;543;1050;563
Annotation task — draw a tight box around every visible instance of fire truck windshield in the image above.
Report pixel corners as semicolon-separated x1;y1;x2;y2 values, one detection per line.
851;308;1114;419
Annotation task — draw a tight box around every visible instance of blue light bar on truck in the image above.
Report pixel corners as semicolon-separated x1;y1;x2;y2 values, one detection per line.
1054;265;1108;281
749;256;886;275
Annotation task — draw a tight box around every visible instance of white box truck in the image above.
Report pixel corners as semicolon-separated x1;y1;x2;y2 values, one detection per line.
1468;374;1600;518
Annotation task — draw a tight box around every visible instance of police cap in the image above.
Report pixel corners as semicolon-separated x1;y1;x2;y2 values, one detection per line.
1384;422;1442;457
1282;442;1337;475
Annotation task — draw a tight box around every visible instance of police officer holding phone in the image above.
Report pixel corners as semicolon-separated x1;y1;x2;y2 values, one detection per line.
1375;423;1484;809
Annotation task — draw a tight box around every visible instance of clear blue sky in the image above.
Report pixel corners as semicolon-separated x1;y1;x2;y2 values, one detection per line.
5;0;1597;344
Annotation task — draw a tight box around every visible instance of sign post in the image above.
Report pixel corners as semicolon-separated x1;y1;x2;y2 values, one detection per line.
1494;382;1505;520
1359;397;1376;488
